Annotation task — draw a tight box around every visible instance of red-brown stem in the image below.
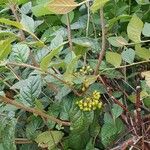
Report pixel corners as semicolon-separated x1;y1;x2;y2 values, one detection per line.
66;13;73;51
110;136;139;150
109;94;129;112
98;76;129;113
94;7;106;75
135;86;142;134
0;96;71;126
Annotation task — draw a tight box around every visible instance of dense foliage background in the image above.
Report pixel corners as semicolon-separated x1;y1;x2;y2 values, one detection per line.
0;0;150;149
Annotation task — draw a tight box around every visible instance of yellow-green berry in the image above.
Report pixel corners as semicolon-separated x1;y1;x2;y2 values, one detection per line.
83;102;88;107
97;103;102;109
82;87;86;91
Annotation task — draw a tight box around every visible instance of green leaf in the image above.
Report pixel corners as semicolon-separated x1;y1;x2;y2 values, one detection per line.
60;96;74;121
71;15;87;29
1;118;17;150
9;43;30;63
89;113;101;138
72;37;100;50
0;144;4;150
104;113;113;124
108;15;131;29
65;55;79;75
141;71;150;88
47;103;62;128
64;55;80;83
32;2;53;17
135;0;150;5
127;14;143;43
0;18;23;29
101;123;117;147
35;131;64;150
135;44;150;60
19;76;42;106
101;118;124;147
0;30;19;40
55;86;71;100
88;83;107;94
143;97;150;108
91;0;110;13
106;52;122;67
101;70;123;79
67;130;90;150
61;11;74;25
26;116;43;140
20;2;32;14
84;75;98;88
142;22;150;37
21;14;35;33
108;36;128;47
0;39;12;60
66;104;93;150
40;43;65;71
121;48;135;64
86;139;95;150
50;34;64;50
112;103;123;120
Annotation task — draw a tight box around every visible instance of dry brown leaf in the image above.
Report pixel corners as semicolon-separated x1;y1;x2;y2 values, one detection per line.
47;0;78;14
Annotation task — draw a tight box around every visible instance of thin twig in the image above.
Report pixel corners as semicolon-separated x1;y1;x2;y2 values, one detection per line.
15;138;33;144
0;76;19;94
66;13;73;51
135;86;142;135
0;96;71;126
109;94;129;112
101;60;150;72
91;15;97;39
98;76;129;112
7;65;21;80
84;1;90;66
110;136;141;150
94;7;106;75
6;62;82;96
9;3;25;41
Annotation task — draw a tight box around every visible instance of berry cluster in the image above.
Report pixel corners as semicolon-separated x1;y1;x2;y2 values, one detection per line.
79;65;93;75
76;91;102;111
73;65;93;92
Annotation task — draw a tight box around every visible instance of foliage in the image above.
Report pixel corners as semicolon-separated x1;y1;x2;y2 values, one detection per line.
0;0;150;149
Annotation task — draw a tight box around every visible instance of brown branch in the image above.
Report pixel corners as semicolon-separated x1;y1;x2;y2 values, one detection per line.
0;96;71;126
110;136;140;150
109;94;129;113
66;13;73;51
6;62;82;97
98;76;129;113
135;86;142;135
9;3;25;41
94;7;106;75
7;65;21;80
135;86;142;122
15;138;33;144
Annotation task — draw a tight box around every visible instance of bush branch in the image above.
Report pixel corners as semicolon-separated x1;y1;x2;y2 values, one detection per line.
0;96;71;126
66;13;73;51
135;86;142;135
6;62;82;97
9;3;25;41
94;7;106;75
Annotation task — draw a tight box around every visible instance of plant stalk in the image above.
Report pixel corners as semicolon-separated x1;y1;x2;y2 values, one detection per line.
94;7;106;75
0;96;71;126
